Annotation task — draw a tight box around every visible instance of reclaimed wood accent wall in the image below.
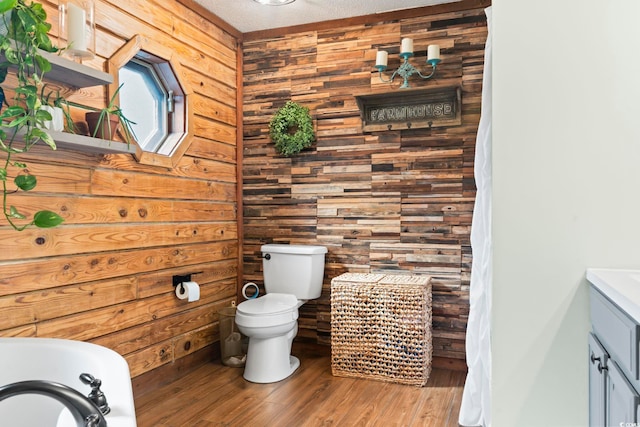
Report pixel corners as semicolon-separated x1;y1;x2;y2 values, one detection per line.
0;0;238;379
242;6;487;360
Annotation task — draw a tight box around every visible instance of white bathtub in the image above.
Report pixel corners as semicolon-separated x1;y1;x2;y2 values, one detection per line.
0;337;137;427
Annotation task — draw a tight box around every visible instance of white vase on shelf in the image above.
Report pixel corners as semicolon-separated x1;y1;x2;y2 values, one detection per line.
39;106;64;132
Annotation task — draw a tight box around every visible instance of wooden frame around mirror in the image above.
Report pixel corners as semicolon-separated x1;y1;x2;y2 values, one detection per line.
108;35;194;168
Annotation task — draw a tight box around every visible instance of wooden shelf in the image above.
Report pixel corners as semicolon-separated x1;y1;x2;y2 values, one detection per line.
2;46;128;154
2;46;113;88
49;130;135;154
5;127;135;154
37;53;125;153
39;49;113;88
1;46;130;154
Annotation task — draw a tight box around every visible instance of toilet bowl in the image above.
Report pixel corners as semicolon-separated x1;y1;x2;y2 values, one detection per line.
234;244;327;383
235;293;301;383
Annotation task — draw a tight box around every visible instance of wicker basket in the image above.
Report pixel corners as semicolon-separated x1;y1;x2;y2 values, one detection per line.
330;273;432;386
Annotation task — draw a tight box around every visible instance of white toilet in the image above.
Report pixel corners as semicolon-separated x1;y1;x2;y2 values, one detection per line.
235;243;327;383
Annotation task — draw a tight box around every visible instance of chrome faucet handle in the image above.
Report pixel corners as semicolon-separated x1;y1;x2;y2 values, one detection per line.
79;373;99;387
79;373;110;415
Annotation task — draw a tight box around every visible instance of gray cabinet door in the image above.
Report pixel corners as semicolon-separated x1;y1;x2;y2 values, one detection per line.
607;359;639;426
591;287;640;382
590;333;608;427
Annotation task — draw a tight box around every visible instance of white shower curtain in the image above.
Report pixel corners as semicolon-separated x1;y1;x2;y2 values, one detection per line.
459;6;492;427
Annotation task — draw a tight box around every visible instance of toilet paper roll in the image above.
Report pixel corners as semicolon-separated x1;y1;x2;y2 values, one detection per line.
242;282;260;299
175;281;200;302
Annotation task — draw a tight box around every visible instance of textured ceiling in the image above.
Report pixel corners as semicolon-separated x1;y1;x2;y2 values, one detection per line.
194;0;460;33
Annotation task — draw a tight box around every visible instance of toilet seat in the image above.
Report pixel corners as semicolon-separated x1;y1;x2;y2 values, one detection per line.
236;293;299;328
237;293;298;315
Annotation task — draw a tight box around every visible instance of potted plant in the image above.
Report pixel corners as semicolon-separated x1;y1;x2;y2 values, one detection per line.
38;85;69;132
0;0;65;230
85;83;136;145
53;93;76;133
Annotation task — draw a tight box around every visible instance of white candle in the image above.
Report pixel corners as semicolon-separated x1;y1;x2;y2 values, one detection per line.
375;50;388;67
427;44;441;61
401;38;413;54
67;3;87;52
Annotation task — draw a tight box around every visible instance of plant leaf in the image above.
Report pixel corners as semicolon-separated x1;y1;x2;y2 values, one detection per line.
4;47;17;64
16;8;35;33
29;127;56;149
33;210;64;228
0;0;17;15
15;174;36;191
7;114;27;127
39;131;55;149
1;105;25;119
8;205;26;219
34;53;51;73
35;108;51;121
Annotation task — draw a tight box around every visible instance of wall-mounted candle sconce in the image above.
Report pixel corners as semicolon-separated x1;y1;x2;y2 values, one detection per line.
375;38;441;89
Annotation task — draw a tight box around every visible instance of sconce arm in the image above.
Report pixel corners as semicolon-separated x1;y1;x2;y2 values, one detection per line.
414;62;438;80
376;57;441;89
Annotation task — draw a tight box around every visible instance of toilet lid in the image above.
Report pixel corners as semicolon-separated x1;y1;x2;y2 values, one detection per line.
237;293;298;316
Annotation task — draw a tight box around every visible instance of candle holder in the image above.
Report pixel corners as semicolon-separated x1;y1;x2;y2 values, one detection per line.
59;0;95;61
375;39;441;89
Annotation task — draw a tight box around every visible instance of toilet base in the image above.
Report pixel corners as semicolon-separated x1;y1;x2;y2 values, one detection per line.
242;330;300;383
243;353;300;384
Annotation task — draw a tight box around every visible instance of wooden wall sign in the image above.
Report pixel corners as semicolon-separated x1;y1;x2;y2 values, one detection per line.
355;86;461;132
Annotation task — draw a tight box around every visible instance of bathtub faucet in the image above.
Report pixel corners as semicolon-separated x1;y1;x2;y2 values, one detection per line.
0;380;107;427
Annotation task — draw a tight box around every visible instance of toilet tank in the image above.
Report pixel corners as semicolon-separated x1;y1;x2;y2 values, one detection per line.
261;244;328;299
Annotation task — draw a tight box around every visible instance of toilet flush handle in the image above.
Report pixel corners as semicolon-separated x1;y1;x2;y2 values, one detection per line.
263;253;271;260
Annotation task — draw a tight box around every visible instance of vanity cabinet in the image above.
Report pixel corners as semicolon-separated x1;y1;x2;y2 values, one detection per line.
588;274;640;427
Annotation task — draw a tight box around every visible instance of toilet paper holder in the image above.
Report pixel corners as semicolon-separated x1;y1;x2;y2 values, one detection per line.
172;272;202;292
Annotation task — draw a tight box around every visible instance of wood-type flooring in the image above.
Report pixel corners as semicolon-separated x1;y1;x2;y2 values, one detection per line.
135;342;465;426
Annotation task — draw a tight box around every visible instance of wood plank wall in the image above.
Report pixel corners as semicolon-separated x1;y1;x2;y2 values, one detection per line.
242;5;488;360
0;0;239;380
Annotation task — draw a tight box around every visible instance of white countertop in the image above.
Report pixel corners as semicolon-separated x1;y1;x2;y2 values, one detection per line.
587;268;640;323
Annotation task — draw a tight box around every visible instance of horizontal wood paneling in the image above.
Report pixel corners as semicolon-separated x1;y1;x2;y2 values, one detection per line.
5;195;235;225
0;278;137;329
242;6;487;360
0;0;239;380
0;224;236;261
0;244;236;296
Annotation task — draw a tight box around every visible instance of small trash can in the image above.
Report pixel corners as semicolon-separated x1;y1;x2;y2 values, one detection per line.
218;303;247;367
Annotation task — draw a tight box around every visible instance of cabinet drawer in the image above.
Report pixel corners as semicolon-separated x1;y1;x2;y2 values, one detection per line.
591;287;640;381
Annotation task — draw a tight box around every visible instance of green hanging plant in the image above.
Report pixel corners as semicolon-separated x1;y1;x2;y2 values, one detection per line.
268;101;315;157
0;0;65;230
